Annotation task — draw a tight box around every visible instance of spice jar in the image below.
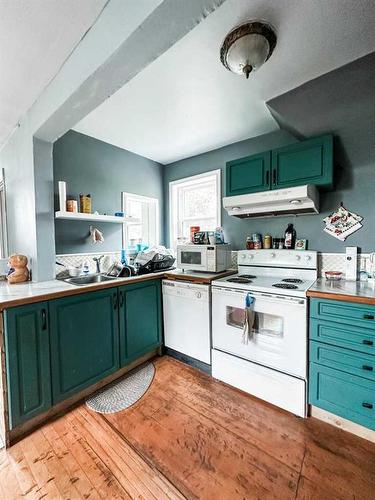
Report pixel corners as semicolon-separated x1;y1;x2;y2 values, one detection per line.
264;234;272;249
246;237;254;250
272;238;279;249
278;238;285;249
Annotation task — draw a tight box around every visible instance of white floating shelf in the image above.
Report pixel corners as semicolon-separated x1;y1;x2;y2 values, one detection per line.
55;211;140;224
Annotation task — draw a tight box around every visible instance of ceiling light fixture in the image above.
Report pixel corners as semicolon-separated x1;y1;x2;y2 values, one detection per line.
220;21;277;79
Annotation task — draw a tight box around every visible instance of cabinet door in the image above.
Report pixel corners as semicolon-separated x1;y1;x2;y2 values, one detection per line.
119;280;162;366
226;152;271;196
271;135;333;190
4;302;51;429
49;289;119;403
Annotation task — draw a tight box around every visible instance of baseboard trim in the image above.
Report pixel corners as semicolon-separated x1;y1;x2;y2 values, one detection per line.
310;405;375;443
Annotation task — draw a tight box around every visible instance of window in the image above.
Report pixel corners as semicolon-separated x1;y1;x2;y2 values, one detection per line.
169;170;221;247
122;192;159;248
0;169;8;259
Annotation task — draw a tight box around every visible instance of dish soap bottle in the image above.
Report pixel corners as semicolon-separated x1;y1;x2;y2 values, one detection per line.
284;224;296;249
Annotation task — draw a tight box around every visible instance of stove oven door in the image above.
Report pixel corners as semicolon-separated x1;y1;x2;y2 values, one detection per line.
212;286;307;378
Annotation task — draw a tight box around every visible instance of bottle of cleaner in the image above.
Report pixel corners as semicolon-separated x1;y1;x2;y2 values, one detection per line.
284;224;296;249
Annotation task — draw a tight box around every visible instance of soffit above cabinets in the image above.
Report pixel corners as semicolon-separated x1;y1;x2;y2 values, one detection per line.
74;0;375;164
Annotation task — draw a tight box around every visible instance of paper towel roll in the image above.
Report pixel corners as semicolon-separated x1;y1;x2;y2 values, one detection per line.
58;181;66;211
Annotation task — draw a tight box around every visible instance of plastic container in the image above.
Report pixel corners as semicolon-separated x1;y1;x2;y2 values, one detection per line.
325;271;343;281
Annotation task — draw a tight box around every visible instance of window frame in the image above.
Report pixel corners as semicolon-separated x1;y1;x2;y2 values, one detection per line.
169;169;221;248
122;192;160;248
0;169;8;259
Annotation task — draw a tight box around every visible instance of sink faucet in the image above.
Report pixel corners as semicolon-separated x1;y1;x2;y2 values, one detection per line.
93;255;104;273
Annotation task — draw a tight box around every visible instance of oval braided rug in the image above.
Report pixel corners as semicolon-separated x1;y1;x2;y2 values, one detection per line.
85;362;155;414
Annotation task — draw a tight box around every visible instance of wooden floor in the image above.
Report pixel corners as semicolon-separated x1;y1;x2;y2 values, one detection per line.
1;356;374;499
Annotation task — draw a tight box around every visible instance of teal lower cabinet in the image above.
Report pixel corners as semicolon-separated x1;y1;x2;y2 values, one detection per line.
4;302;52;429
119;280;162;366
49;289;120;403
309;297;375;430
309;363;374;430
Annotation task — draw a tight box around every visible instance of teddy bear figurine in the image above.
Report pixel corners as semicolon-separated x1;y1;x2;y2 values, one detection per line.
7;254;30;284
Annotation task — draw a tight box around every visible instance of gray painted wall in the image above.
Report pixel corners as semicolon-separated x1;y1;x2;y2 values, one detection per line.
163;130;375;253
53;130;163;254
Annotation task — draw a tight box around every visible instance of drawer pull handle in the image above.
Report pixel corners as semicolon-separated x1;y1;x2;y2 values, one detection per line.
362;365;374;371
363;314;374;320
362;339;374;346
362;402;373;409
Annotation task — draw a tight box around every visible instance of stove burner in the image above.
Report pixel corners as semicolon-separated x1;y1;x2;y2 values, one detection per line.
272;283;298;289
227;277;252;284
282;278;303;284
239;274;257;279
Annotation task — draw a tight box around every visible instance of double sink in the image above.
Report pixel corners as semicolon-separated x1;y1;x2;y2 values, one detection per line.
65;274;118;286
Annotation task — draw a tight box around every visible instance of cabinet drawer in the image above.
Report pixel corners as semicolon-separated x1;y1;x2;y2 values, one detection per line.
310;318;375;355
310;341;375;382
309;363;375;430
310;298;375;330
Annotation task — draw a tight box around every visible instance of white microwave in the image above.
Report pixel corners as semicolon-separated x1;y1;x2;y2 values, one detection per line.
177;244;231;273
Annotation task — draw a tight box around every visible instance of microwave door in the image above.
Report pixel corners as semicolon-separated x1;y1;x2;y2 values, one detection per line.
212;288;307;378
178;248;206;270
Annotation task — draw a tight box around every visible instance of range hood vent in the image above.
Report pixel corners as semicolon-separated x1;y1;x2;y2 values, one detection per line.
223;185;319;219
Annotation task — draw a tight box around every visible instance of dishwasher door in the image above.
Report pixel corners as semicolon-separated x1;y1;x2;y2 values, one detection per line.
162;280;211;364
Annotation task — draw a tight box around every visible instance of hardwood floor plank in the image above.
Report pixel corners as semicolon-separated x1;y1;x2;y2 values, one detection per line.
19;436;63;499
150;357;307;471
104;395;299;499
73;406;185;500
41;423;100;500
6;442;39;499
52;415;132;499
30;428;82;499
295;476;342;500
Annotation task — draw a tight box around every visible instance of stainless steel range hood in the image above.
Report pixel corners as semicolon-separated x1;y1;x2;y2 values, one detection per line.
223;185;319;219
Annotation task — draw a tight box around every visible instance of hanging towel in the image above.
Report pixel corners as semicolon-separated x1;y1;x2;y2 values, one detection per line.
242;293;255;344
90;226;104;244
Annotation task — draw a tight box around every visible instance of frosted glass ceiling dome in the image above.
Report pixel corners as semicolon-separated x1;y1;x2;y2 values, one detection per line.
220;21;277;79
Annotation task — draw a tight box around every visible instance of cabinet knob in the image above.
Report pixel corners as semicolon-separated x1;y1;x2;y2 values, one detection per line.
362;365;373;371
362;402;373;409
363;314;374;320
362;339;374;346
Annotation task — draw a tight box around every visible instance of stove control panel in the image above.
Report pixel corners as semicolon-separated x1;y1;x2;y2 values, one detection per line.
237;249;317;269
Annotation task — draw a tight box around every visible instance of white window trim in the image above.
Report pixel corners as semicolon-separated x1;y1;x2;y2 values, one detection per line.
0;169;8;259
169;169;221;248
122;192;160;248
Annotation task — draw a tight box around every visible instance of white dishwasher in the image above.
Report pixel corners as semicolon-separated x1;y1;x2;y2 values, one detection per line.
162;279;211;364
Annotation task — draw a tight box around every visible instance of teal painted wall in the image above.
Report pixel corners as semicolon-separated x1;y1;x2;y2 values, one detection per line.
163;131;375;252
53;131;164;254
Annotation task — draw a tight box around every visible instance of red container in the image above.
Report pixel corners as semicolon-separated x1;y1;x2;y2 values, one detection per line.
190;226;200;243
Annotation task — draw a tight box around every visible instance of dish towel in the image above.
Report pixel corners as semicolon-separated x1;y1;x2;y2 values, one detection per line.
242;293;255;344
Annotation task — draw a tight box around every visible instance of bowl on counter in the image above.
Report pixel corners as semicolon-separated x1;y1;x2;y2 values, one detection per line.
68;266;81;277
325;271;343;281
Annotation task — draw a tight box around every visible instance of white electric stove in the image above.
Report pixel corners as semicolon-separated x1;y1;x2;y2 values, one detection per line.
211;249;317;417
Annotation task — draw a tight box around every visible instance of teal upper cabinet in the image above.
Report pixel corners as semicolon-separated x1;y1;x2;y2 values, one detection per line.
49;289;119;403
225;134;333;196
226;151;271;196
4;302;51;429
119;279;162;366
271;135;333;190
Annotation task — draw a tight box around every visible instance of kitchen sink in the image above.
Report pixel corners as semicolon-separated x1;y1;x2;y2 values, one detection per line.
65;274;119;286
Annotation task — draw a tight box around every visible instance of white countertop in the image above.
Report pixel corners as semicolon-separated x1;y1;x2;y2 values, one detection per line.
308;278;375;301
0;272;167;309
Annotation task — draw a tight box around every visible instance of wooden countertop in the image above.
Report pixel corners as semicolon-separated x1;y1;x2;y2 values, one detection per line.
307;278;375;306
164;269;236;284
0;269;236;310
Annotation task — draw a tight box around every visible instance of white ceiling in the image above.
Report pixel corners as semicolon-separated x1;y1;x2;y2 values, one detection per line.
0;0;108;147
74;0;375;165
